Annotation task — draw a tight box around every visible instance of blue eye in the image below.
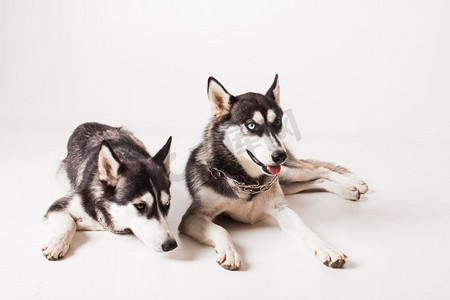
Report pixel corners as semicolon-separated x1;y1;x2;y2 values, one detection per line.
247;122;257;131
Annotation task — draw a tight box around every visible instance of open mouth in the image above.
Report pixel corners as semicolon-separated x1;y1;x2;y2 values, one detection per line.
246;150;281;175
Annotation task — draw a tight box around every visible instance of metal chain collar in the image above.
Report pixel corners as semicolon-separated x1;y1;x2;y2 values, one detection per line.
208;165;279;195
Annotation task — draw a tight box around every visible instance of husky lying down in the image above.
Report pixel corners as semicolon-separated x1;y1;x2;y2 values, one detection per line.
42;122;177;260
179;75;368;270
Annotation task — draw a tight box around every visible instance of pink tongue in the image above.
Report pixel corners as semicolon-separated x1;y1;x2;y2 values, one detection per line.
267;165;281;175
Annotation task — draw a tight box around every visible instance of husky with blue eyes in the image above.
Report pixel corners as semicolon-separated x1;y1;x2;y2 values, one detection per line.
179;75;368;270
42;122;177;260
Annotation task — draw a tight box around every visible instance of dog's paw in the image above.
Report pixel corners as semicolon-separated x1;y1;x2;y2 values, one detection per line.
216;247;242;270
313;244;346;268
340;185;361;201
343;172;369;195
355;180;369;194
42;237;70;261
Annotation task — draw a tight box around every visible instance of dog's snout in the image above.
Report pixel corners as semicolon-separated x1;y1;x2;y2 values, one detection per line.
161;239;178;252
271;150;287;165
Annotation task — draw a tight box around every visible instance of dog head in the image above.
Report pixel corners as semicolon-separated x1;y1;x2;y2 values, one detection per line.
208;75;287;177
97;137;177;252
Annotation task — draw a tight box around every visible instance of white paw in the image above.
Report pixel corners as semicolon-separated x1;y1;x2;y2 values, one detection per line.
216;247;242;270
313;243;347;268
340;185;361;201
355;180;369;194
342;172;369;195
42;236;70;260
346;174;369;194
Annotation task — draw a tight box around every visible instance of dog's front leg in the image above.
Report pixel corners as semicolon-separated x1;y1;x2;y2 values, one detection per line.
270;204;347;268
42;198;76;260
179;213;241;270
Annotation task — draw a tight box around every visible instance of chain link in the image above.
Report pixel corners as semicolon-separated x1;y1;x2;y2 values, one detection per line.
208;165;278;195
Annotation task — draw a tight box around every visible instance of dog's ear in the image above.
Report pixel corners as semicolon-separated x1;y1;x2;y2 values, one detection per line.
98;141;121;187
153;136;172;175
265;74;280;104
208;77;234;118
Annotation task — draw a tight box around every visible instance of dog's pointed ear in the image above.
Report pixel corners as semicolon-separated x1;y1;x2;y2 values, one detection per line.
265;74;280;104
98;141;121;187
208;77;234;118
153;136;172;175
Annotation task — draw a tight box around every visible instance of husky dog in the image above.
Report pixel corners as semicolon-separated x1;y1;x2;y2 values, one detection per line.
42;122;177;260
179;75;368;270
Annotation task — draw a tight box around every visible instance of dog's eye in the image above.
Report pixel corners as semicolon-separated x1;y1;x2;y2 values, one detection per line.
134;203;147;212
165;199;170;207
274;118;282;126
247;122;257;131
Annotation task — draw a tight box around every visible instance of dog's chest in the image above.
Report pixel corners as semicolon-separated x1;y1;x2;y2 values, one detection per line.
224;189;282;224
198;185;284;224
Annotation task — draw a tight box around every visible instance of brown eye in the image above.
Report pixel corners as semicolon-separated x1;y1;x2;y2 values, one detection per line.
134;203;147;212
274;118;282;126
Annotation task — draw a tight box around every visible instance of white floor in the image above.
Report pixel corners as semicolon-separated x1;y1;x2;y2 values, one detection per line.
1;122;449;300
1;1;449;299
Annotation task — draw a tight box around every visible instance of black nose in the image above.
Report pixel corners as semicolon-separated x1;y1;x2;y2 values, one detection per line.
161;239;178;252
271;150;287;165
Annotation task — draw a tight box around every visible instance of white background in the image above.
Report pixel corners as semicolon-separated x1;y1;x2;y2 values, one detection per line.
1;0;450;299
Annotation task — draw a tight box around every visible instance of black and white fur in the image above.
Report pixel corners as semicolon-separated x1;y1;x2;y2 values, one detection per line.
179;75;368;270
42;122;177;260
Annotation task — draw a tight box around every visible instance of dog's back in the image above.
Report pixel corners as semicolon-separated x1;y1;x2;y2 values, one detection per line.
63;122;148;189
